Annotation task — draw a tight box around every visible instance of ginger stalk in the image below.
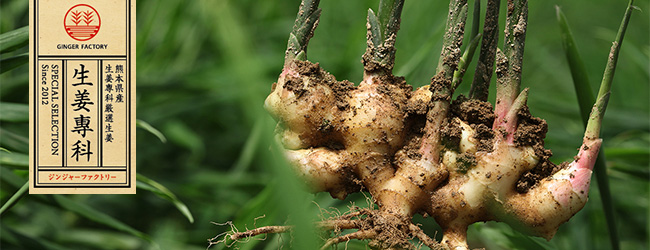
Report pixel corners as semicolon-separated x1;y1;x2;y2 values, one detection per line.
468;0;500;101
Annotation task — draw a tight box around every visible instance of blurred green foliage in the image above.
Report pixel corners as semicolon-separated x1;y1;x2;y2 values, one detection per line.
1;0;648;249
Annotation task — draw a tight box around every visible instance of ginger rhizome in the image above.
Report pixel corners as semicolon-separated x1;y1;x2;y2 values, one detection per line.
216;0;632;249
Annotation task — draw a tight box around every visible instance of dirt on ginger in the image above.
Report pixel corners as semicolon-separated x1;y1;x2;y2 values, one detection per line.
213;0;631;249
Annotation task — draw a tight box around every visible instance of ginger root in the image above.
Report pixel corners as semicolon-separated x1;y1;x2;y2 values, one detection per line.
216;0;631;249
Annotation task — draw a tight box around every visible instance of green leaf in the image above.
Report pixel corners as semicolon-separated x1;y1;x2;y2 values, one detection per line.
610;162;650;181
52;195;151;241
555;6;594;122
469;0;480;43
0;182;28;215
136;174;194;223
55;229;143;250
263;126;320;250
0;127;29;153
0;102;29;122
231;118;263;174
0;150;28;169
470;222;556;250
0;26;28;54
605;147;650;160
136;119;167;143
507;228;556;250
0;166;27;188
367;9;382;49
0;53;28;74
1;225;70;250
163;120;204;160
377;0;398;38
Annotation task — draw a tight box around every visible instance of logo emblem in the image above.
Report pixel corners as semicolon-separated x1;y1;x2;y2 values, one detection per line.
64;4;101;41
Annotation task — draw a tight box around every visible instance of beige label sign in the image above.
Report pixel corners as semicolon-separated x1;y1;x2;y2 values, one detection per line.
29;0;136;194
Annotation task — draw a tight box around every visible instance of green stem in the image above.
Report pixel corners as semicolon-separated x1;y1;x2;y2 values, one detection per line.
585;0;634;140
0;182;28;216
469;0;500;101
285;0;322;65
377;0;402;41
452;0;482;90
495;0;527;117
503;88;528;140
452;33;482;90
434;0;468;77
363;0;405;74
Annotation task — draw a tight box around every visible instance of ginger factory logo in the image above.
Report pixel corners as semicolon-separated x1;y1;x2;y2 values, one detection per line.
64;4;101;41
